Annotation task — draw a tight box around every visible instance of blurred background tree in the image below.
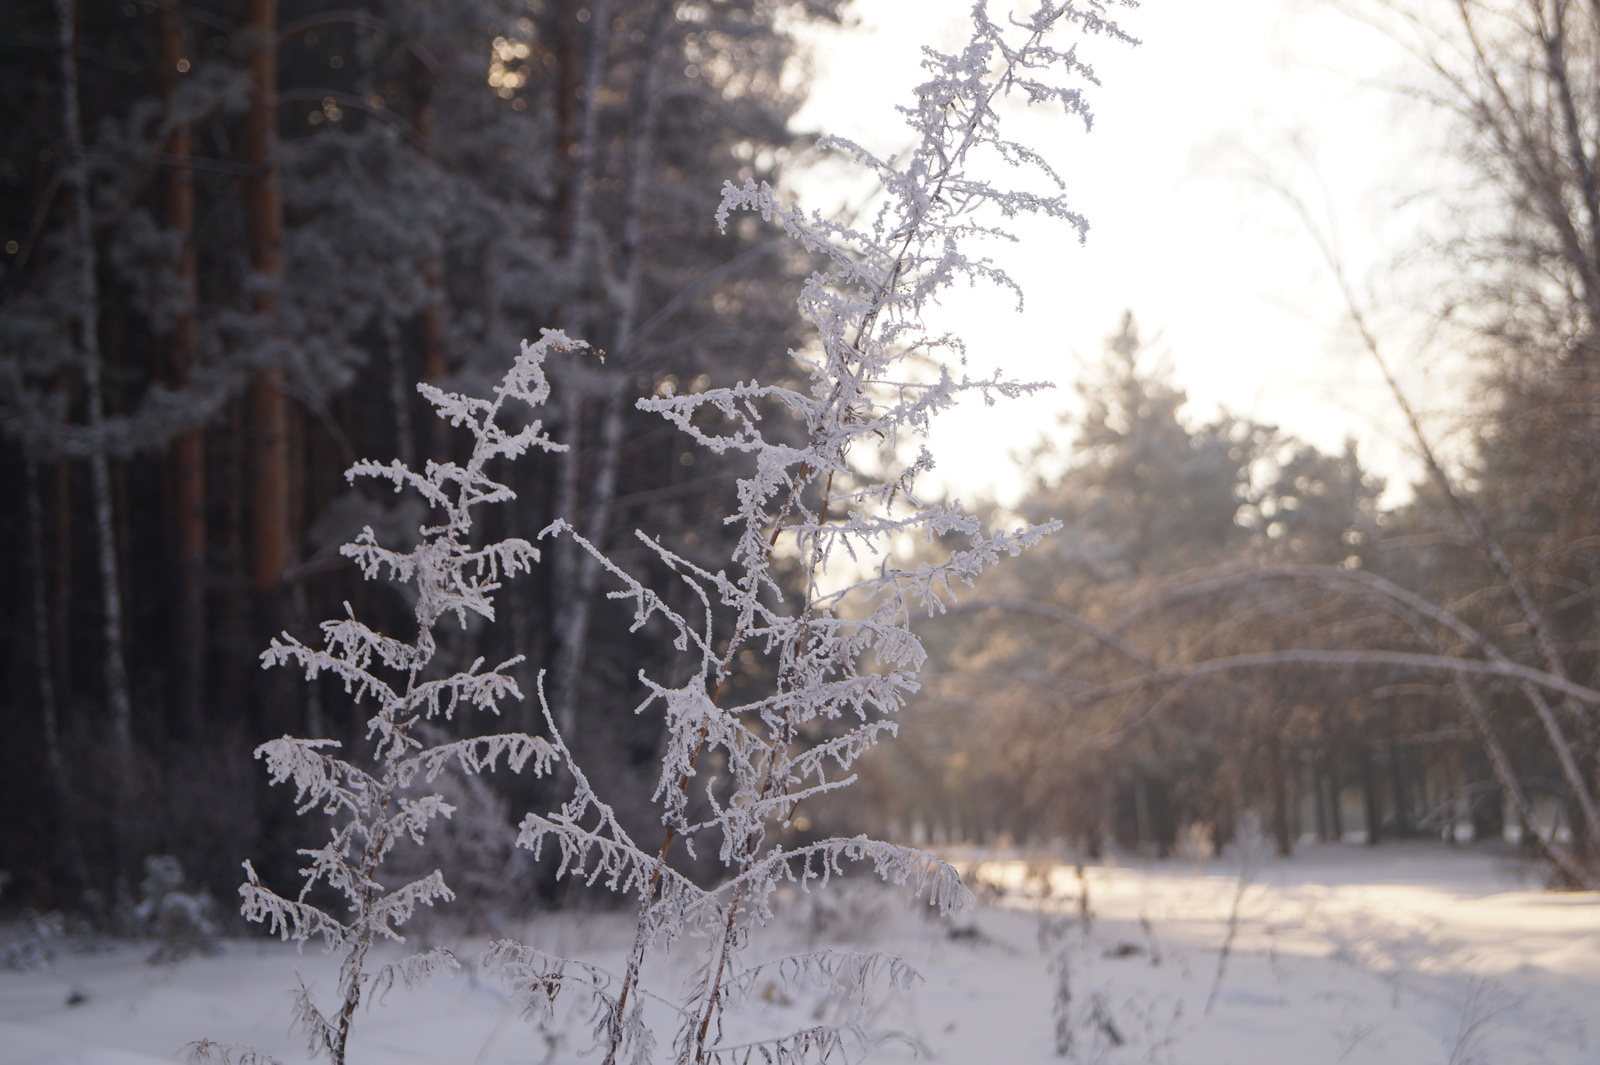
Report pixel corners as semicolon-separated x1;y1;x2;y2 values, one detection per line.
849;0;1600;888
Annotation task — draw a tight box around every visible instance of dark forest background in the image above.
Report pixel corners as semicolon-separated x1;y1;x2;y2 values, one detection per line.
0;0;845;918
8;0;1600;923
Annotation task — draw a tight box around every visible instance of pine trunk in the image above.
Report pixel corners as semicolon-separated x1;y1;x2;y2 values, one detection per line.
246;0;290;603
26;460;91;892
550;1;672;735
160;0;207;736
244;0;297;741
409;51;449;463
55;0;136;807
549;3;612;738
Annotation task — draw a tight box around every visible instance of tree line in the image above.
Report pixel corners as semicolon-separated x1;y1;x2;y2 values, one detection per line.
858;0;1600;890
0;0;844;914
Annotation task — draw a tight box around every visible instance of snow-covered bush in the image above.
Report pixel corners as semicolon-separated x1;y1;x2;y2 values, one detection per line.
133;855;223;964
0;909;67;973
202;3;1130;1063
196;336;572;1065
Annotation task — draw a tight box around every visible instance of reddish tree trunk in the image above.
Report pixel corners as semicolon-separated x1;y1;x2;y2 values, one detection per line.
410;51;449;462
159;0;207;735
244;0;296;740
245;0;290;603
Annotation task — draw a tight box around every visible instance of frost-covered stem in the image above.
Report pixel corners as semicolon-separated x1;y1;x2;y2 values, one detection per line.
687;714;800;1063
55;0;136;798
605;717;714;1065
691;898;743;1060
844;9;1064;356
330;784;392;1065
608;513;824;1055
609;434;840;1052
687;592;827;1060
675;14;1099;1054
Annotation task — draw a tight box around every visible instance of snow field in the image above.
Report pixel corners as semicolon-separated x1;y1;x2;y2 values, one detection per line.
2;842;1594;1064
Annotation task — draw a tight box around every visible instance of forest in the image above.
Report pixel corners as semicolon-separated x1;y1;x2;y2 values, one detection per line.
3;0;1600;948
0;0;854;917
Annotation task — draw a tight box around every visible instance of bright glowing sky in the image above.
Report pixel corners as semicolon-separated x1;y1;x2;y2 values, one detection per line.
790;0;1453;507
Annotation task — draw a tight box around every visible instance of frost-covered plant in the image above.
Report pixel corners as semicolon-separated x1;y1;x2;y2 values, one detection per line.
208;3;1130;1063
491;4;1133;1063
204;335;573;1065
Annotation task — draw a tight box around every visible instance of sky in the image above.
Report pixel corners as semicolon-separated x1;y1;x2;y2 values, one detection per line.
788;0;1453;507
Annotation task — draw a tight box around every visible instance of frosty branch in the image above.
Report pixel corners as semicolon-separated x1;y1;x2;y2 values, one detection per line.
503;4;1133;1062
199;334;574;1065
208;3;1135;1063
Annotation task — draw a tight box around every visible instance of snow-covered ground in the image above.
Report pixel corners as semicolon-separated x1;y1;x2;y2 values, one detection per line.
2;841;1595;1064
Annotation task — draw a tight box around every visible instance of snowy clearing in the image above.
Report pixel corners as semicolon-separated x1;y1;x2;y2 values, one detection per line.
2;841;1595;1065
